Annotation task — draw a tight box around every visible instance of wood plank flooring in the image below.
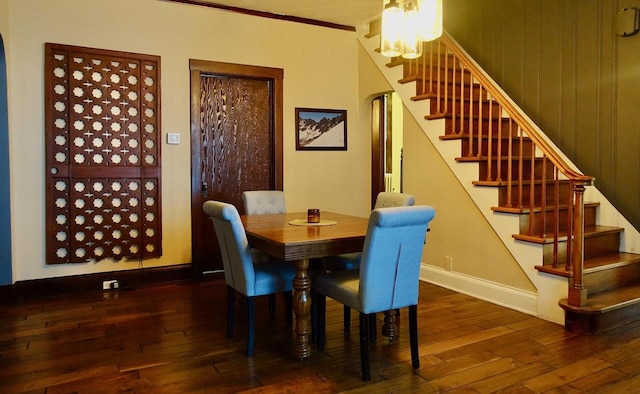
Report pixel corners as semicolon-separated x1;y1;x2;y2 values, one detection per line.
2;279;640;393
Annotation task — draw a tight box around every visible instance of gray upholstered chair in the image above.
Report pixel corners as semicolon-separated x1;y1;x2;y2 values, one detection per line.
203;200;294;356
242;190;286;215
242;190;288;317
315;205;435;381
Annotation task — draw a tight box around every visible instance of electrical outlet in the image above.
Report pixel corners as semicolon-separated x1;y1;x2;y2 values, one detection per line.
444;256;453;271
102;280;119;290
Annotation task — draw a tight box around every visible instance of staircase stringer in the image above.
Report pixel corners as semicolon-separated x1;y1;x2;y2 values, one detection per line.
357;27;640;325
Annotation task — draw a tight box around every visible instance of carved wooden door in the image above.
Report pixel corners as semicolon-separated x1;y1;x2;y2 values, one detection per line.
190;60;283;276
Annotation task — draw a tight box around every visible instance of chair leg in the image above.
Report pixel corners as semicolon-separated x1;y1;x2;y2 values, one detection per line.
369;313;377;342
343;305;351;329
284;291;293;326
268;294;276;319
317;294;327;351
359;313;371;381
409;305;419;369
246;297;256;356
226;286;235;339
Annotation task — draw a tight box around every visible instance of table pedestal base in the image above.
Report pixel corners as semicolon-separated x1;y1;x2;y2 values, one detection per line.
292;258;312;359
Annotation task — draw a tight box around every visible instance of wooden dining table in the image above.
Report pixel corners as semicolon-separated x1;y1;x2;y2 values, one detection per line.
241;211;369;360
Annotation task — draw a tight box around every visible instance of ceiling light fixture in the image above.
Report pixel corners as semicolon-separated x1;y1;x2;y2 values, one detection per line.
380;0;443;59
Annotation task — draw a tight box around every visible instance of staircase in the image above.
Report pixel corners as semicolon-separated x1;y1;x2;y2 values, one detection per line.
359;24;640;334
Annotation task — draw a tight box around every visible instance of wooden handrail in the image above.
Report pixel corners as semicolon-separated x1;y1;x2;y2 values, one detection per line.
439;33;593;184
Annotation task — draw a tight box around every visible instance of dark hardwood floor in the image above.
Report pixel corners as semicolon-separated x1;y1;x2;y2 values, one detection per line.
2;279;640;393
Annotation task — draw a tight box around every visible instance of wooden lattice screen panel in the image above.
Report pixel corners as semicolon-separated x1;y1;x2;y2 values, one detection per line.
45;43;162;264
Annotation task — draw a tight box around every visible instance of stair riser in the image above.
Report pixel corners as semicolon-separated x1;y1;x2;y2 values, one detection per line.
411;68;474;88
461;137;533;158
478;158;555;183
443;117;518;137
563;302;640;334
497;182;572;208
584;262;640;294
431;98;501;118
418;81;484;100
519;205;598;235
543;232;621;265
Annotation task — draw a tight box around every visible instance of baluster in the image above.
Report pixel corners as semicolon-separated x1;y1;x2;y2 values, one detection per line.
553;168;560;268
565;181;575;271
442;45;449;114
451;57;457;136
528;138;536;234
486;95;493;180
517;125;523;208
541;156;548;238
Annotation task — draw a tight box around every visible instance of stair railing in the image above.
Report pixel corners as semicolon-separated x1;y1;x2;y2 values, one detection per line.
400;32;593;307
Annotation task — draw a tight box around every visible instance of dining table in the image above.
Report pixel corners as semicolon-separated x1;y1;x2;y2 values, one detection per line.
241;211;369;360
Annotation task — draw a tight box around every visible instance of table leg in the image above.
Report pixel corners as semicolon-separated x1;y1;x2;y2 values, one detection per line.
382;310;396;341
292;257;311;359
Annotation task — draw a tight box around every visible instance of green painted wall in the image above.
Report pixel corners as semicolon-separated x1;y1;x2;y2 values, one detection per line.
445;0;640;231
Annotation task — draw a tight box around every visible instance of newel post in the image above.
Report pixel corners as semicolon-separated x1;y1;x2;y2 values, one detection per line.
568;181;588;307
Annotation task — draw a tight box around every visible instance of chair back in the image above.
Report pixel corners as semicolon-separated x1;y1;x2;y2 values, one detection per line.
202;200;256;296
374;192;415;209
242;190;286;215
358;206;435;314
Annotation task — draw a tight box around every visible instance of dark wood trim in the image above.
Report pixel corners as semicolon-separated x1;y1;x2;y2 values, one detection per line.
0;264;210;305
370;95;386;209
162;0;356;32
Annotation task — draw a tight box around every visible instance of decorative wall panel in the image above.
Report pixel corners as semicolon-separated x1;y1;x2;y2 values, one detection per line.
45;43;161;264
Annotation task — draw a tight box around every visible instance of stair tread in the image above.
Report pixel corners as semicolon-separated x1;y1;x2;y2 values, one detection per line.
440;133;530;141
536;252;640;277
514;225;623;244
559;282;640;314
492;202;600;214
474;179;571;187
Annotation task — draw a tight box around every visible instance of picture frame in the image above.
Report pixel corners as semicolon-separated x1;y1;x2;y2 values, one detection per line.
295;107;347;151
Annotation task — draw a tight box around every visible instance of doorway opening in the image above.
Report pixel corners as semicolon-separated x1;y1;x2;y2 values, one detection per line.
371;92;404;207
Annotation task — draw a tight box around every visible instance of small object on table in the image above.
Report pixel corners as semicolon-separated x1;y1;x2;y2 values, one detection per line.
307;209;320;223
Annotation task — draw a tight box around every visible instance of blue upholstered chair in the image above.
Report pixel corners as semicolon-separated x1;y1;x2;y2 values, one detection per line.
315;205;435;381
242;190;286;215
325;192;415;329
203;200;295;356
326;192;415;271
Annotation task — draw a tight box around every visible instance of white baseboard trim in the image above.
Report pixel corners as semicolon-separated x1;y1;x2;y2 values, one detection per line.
420;264;538;317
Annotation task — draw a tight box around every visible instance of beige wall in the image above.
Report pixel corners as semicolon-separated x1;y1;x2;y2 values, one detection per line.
444;0;640;233
6;0;368;281
357;44;535;292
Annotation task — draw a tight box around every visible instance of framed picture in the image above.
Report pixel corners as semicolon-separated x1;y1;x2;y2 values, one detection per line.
295;107;347;151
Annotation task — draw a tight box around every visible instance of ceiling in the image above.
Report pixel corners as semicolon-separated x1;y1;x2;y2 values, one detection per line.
180;0;383;28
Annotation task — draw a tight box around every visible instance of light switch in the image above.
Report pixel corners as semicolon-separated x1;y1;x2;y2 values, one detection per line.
167;133;180;145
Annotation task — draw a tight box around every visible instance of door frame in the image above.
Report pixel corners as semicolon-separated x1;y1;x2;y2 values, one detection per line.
0;34;11;285
188;59;283;275
370;94;388;209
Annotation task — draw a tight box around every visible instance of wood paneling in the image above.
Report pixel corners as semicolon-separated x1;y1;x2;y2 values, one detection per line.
445;0;640;232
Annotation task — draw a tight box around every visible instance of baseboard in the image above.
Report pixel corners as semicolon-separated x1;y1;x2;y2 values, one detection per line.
0;264;204;305
420;264;538;317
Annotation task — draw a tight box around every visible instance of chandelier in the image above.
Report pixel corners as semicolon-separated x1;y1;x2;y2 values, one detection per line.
380;0;443;59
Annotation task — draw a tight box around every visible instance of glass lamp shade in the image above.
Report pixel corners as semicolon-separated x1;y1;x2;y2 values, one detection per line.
402;1;423;59
380;0;404;57
418;0;443;41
